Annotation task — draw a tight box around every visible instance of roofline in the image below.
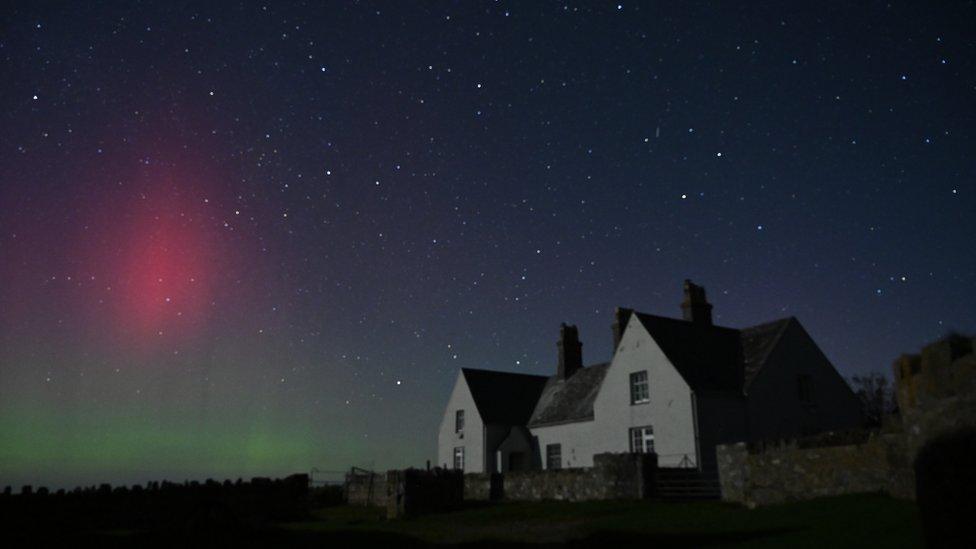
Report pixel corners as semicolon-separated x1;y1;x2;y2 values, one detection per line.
784;319;860;399
628;309;798;335
628;315;696;391
527;416;596;429
631;310;742;334
743;317;796;394
460;367;549;381
461;363;608;382
741;315;797;333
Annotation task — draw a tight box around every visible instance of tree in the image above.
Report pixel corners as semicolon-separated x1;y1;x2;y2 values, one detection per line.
849;372;898;428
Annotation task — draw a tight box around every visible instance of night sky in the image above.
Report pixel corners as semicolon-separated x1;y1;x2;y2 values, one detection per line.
2;1;974;489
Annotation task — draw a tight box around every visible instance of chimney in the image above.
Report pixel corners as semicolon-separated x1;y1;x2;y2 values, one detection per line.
680;279;713;325
557;323;583;379
612;307;633;351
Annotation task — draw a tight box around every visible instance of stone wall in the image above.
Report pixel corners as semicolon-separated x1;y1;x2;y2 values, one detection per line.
386;468;463;519
503;468;601;501
344;469;387;507
717;334;975;507
717;433;913;506
496;452;655;502
894;334;976;461
463;473;501;501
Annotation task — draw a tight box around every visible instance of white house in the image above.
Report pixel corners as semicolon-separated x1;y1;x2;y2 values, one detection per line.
437;280;864;473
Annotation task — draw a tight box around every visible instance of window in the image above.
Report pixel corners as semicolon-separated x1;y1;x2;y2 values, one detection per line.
630;426;655;454
797;375;813;404
546;444;562;470
630;371;649;404
453;446;465;470
455;409;465;434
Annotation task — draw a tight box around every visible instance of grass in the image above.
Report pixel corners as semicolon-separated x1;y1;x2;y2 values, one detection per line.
280;493;923;547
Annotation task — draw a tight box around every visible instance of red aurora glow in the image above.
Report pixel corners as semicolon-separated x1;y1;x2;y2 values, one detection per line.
112;173;224;346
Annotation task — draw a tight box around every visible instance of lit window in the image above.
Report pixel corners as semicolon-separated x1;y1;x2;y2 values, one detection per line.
546;444;562;470
629;426;655;453
453;446;465;470
455;409;465;433
630;371;649;404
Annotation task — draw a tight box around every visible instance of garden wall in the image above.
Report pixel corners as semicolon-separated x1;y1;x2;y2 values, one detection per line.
717;433;913;506
717;334;975;507
463;473;501;501
466;453;655;502
344;469;387;507
894;334;976;461
386;468;463;518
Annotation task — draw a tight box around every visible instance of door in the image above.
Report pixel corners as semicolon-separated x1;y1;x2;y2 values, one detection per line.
508;451;526;471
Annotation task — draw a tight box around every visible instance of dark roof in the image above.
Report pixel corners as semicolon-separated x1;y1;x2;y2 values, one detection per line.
634;313;745;393
632;312;794;394
527;363;610;427
462;314;796;429
740;317;793;390
461;368;549;425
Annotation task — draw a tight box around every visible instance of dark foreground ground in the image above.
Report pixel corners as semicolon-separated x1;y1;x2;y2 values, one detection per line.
13;493;922;547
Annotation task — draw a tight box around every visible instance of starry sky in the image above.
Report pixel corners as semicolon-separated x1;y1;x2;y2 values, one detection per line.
1;1;974;489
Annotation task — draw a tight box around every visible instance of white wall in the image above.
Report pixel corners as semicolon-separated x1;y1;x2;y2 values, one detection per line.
530;316;699;468
531;420;597;469
437;372;484;473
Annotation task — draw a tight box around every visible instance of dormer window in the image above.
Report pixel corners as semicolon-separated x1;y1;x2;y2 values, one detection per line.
630;371;649;404
455;409;465;436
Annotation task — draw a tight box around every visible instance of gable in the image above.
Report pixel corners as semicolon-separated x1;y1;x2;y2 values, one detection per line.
441;371;482;429
751;319;857;400
589;314;698;462
634;312;744;393
743;318;864;437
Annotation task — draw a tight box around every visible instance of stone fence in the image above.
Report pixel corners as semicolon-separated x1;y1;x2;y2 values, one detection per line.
717;334;975;507
894;334;976;461
344;468;387;507
716;433;914;507
386;468;464;518
466;452;656;502
464;473;502;501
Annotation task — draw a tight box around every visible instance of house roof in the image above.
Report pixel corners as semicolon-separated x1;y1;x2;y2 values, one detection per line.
462;313;796;429
740;317;794;390
631;312;795;394
461;368;549;426
633;312;745;393
527;362;611;427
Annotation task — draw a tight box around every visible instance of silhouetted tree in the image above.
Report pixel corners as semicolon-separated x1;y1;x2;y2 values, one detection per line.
849;372;898;428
